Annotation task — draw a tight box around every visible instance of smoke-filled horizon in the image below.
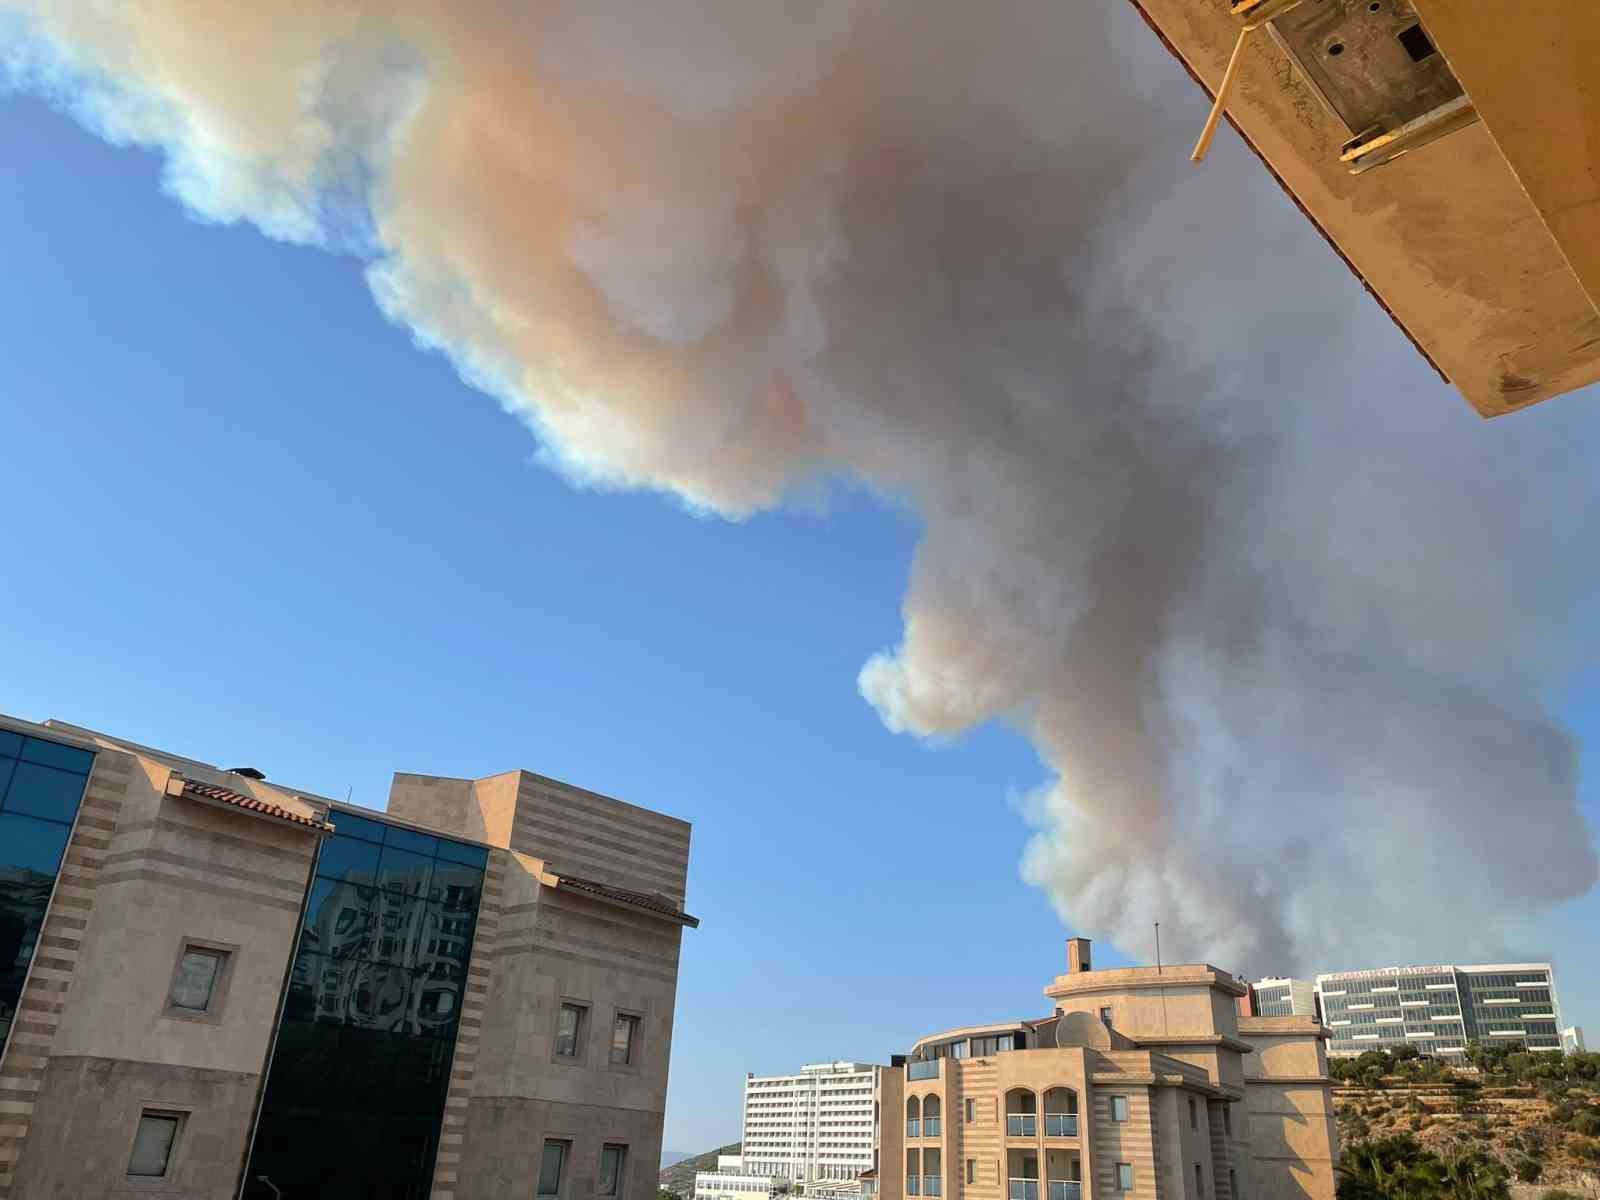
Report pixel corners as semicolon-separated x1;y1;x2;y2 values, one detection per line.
6;0;1596;977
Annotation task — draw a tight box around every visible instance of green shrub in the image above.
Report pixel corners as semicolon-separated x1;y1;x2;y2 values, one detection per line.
1571;1109;1600;1136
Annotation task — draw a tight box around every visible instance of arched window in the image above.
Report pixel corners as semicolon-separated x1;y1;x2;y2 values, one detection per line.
906;1096;921;1139
1004;1090;1037;1137
923;1096;941;1137
1043;1089;1078;1137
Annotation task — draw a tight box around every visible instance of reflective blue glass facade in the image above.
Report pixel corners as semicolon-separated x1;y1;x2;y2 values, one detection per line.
1318;963;1563;1056
243;808;489;1199
0;730;93;1056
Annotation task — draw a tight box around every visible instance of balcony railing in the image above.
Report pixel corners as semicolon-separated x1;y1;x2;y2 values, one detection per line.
1008;1179;1039;1200
924;1177;941;1197
907;1060;940;1081
908;1176;920;1197
1005;1114;1037;1137
1048;1182;1082;1200
923;1117;941;1136
1043;1114;1078;1137
907;1120;920;1138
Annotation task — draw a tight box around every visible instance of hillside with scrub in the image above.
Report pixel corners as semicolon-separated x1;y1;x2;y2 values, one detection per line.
1332;1043;1600;1198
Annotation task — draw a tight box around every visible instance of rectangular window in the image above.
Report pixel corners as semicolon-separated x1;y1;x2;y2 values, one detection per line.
964;1099;975;1123
128;1111;182;1178
1194;1165;1203;1196
1110;1096;1128;1122
1229;1169;1237;1198
611;1013;640;1065
539;1140;570;1199
966;1160;975;1185
170;946;227;1012
556;1003;586;1057
1116;1164;1133;1192
1223;1104;1231;1137
600;1144;628;1196
1188;1097;1197;1130
1099;1007;1113;1025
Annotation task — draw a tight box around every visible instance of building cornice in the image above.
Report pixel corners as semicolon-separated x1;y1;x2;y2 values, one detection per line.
1045;965;1248;999
1128;1033;1256;1054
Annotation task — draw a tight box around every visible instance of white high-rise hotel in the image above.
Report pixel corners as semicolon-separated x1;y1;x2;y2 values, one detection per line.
742;1062;879;1184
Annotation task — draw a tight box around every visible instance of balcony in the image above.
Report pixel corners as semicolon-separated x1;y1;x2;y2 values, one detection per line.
907;1060;939;1081
924;1178;941;1197
906;1120;920;1138
1048;1183;1081;1200
923;1117;940;1137
1005;1114;1036;1138
908;1177;920;1197
1043;1114;1077;1138
1008;1180;1039;1200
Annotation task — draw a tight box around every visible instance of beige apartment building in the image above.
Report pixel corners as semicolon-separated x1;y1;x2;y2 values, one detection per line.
0;712;695;1199
871;940;1335;1200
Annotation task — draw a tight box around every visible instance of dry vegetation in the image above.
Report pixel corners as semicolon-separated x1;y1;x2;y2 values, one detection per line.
1333;1045;1600;1197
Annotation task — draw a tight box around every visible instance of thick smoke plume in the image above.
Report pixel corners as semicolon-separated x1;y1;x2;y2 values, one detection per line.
7;0;1596;974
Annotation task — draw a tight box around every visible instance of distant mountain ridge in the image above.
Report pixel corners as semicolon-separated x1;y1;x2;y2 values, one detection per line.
659;1142;741;1196
661;1152;694;1170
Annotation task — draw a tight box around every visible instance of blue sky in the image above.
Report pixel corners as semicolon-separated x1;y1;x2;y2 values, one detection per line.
3;91;1598;1152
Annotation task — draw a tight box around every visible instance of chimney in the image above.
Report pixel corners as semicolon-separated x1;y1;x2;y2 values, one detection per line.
1066;937;1092;974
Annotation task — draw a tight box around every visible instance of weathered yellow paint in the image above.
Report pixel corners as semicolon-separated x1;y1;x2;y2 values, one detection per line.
1411;0;1600;318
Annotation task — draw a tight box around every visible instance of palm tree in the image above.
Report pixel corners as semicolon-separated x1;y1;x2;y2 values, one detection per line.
1438;1152;1509;1200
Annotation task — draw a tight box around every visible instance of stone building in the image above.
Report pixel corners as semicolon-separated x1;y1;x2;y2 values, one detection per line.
875;940;1336;1200
0;712;695;1199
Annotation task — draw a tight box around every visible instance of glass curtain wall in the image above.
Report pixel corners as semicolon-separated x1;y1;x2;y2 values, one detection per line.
243;809;488;1199
0;730;93;1058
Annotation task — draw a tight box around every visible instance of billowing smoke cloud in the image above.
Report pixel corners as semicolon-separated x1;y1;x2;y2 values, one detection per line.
6;0;1596;975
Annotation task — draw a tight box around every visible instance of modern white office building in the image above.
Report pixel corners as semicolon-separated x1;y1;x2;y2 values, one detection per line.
1252;977;1317;1018
742;1062;879;1184
695;1155;778;1200
1563;1026;1587;1054
1316;962;1563;1058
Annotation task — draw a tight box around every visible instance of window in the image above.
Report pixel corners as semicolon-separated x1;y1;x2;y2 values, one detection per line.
611;1013;640;1065
169;945;228;1013
1115;1164;1133;1192
600;1144;628;1196
128;1111;182;1178
966;1160;975;1185
539;1140;570;1199
1099;1007;1113;1026
1109;1096;1128;1122
556;1003;586;1058
964;1099;975;1123
1194;1164;1203;1196
0;732;91;1060
1223;1105;1231;1137
1229;1169;1237;1198
1188;1097;1197;1130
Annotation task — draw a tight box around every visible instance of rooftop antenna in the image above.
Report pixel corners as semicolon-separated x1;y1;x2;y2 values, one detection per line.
1156;919;1171;1034
346;785;353;803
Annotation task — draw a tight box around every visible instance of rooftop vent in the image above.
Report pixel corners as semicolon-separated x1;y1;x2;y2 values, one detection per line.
226;766;267;780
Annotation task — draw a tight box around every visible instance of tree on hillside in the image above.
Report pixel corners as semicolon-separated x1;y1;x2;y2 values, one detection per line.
1336;1135;1510;1200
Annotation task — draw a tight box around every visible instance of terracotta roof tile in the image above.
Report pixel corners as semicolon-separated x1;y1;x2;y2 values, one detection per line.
554;874;699;928
179;778;336;833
